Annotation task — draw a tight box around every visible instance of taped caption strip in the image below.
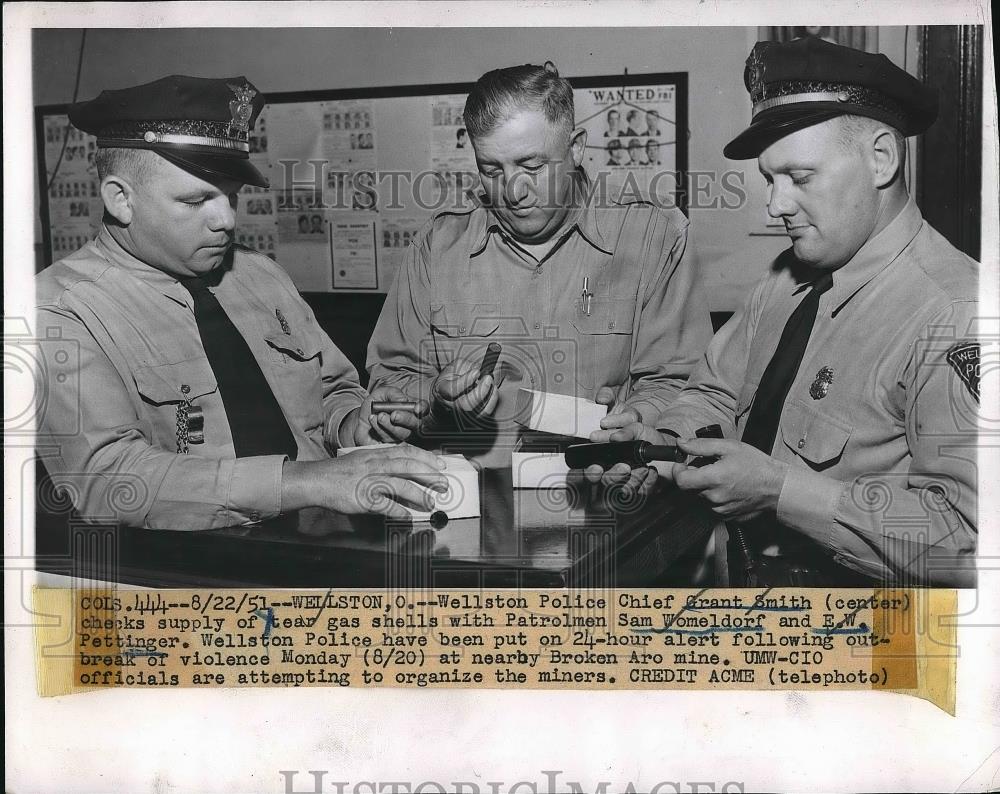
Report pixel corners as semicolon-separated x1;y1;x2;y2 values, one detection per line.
34;588;957;712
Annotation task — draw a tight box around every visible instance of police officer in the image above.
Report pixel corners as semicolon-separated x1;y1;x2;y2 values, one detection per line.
586;38;979;587
36;75;446;530
367;62;711;467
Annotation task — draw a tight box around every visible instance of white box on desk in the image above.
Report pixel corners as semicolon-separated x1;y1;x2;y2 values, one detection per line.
336;444;480;519
511;389;606;488
511;450;571;489
513;388;607;439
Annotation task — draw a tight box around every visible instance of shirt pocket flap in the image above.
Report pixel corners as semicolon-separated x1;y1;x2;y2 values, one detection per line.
571;298;634;335
264;330;321;362
780;400;852;466
134;360;217;405
430;302;501;337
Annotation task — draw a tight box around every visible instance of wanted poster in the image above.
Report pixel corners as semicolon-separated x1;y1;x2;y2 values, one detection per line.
275;186;326;240
323;169;380;214
429;94;479;208
576;83;679;206
42;114;97;181
320;98;377;172
320;99;378;215
236;181;279;260
378;214;424;290
330;215;378;289
43;114;102;254
246;103;273;182
274;187;332;289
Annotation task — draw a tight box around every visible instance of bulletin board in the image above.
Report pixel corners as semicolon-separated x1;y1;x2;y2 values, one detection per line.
36;72;687;293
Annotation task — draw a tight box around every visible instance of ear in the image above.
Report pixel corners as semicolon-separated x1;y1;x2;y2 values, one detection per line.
569;126;588;168
870;127;902;189
100;175;135;225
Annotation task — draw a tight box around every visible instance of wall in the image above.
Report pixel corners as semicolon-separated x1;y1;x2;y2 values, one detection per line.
32;26;919;313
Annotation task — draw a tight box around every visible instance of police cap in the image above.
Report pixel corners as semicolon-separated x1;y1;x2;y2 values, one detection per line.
68;74;269;188
724;37;938;160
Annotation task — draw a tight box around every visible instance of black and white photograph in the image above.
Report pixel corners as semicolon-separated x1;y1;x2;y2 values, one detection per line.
5;2;998;793
244;196;274;216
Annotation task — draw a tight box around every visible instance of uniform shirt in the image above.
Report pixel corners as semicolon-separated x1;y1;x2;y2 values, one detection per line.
655;198;979;586
35;227;366;530
367;182;712;466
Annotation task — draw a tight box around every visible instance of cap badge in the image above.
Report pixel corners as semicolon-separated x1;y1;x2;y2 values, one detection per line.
809;366;834;400
227;82;257;136
747;44;768;99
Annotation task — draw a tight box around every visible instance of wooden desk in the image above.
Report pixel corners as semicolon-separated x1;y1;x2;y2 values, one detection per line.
35;468;717;588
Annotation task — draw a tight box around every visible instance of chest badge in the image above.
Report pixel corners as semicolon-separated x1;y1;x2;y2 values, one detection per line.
276;308;290;334
809;366;834;400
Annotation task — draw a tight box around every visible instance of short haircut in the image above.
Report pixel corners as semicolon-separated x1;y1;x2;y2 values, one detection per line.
836;114;907;171
464;63;574;139
607;108;619;119
607;139;622;150
94;146;155;184
627;109;639;122
628;137;642;150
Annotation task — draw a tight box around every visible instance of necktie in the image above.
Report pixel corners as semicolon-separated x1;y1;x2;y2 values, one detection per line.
181;276;298;460
741;271;833;454
729;272;833;581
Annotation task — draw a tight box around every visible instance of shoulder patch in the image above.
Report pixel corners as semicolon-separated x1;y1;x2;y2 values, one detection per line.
946;341;979;403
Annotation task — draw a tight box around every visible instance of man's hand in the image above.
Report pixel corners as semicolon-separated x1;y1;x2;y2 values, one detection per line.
593;385;642;433
589;386;642;443
281;444;448;519
577;417;672;496
429;357;502;423
353;386;429;445
671;437;788;521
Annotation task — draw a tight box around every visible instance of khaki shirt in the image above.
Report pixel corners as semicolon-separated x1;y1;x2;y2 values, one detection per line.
368;186;712;466
655;198;979;586
35;228;366;530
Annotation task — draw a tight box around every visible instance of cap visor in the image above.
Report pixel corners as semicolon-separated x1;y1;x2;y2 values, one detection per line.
723;106;847;159
154;147;269;188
